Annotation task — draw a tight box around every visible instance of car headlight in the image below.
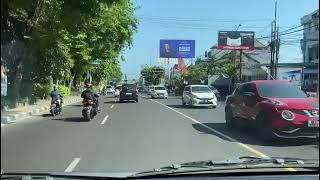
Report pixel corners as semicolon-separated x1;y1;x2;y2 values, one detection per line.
281;110;295;121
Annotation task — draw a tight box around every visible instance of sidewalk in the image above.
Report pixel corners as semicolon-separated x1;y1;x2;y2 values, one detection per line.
1;96;82;125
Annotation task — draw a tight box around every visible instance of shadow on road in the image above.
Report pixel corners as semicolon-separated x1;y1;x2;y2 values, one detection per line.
167;104;213;109
41;114;53;117
52;117;86;122
192;122;318;147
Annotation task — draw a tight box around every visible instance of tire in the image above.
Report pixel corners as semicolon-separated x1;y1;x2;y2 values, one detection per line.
120;99;124;103
225;107;235;128
50;109;55;116
256;113;274;142
211;105;217;109
135;99;139;103
83;109;91;121
182;99;186;106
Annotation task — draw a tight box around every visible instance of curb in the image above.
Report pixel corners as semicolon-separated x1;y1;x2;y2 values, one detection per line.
1;97;82;125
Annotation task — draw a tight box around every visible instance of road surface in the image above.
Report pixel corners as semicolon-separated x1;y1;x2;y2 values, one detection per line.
1;95;319;173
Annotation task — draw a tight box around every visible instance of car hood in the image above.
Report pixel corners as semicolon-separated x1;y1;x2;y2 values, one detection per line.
192;92;215;99
270;97;319;110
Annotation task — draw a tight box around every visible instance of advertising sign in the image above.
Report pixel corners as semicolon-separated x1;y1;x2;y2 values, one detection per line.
1;64;7;96
160;40;195;58
218;31;255;50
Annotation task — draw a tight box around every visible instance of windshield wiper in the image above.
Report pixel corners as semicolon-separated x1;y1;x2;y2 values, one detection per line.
132;156;319;177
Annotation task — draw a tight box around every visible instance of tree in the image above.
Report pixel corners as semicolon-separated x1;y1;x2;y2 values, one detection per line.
141;66;165;86
1;0;138;107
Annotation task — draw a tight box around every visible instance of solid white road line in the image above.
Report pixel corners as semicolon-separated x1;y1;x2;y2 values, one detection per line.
64;158;81;172
101;115;109;125
110;105;114;108
149;99;297;172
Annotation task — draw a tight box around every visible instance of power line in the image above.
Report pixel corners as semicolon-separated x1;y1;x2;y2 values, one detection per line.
257;24;318;39
279;24;303;33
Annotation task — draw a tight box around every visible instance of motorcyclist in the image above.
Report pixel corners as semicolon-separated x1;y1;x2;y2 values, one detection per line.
81;80;100;111
50;86;63;109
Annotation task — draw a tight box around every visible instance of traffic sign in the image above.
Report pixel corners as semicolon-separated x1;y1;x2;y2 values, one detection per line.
89;59;101;65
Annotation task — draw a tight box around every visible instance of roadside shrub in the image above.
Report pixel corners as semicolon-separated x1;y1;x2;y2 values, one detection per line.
59;85;71;97
32;83;51;99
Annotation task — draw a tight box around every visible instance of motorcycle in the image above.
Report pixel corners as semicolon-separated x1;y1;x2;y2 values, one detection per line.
50;99;62;116
82;100;97;121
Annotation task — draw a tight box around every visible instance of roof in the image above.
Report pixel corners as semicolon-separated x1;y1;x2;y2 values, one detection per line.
249;80;290;85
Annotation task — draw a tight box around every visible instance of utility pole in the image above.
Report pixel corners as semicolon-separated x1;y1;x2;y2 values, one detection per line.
239;50;243;82
270;21;274;79
275;26;280;79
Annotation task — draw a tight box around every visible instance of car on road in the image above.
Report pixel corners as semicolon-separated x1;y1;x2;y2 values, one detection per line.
182;85;218;108
104;85;115;95
150;85;168;99
147;86;154;95
119;83;138;102
209;85;221;101
225;80;319;141
114;85;121;97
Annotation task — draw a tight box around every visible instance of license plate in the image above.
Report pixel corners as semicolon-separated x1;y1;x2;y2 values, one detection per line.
308;120;319;127
126;93;132;95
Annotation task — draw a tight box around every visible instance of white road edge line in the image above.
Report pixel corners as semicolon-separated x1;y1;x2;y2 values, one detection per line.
110;105;114;108
64;158;81;172
149;99;270;159
101;115;109;125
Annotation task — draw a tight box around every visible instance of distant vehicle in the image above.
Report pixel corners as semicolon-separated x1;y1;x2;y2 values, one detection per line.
147;86;154;95
104;85;115;95
209;85;221;101
182;85;218;108
119;83;138;102
225;80;319;141
114;85;121;97
150;85;168;99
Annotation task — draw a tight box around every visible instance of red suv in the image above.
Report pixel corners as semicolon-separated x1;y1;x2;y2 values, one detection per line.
225;80;319;141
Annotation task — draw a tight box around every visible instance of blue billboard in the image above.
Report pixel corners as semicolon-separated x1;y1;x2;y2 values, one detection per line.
159;40;195;58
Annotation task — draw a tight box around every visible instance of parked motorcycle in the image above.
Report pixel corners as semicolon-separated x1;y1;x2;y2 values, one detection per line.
50;99;62;116
82;100;97;121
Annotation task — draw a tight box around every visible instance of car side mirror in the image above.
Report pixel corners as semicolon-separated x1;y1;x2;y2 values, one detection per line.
306;93;311;97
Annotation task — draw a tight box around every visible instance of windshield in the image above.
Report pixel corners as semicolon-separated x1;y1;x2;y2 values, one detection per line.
258;83;308;98
1;0;318;177
191;86;211;92
155;87;166;90
122;84;136;90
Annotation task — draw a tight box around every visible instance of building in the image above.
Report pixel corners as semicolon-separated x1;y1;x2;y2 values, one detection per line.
300;9;319;92
197;39;271;81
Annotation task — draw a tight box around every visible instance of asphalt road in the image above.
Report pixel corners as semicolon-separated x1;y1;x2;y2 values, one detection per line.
1;94;319;173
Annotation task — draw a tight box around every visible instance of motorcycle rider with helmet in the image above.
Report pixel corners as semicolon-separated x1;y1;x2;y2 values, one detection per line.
50;86;63;110
81;80;100;112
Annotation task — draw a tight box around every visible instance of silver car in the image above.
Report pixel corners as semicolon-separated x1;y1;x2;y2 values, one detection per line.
182;85;217;108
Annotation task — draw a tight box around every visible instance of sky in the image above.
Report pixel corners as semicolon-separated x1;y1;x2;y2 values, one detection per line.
121;0;318;79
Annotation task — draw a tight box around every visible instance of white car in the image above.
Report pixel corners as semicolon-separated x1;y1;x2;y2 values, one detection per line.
182;85;217;108
104;85;115;95
150;86;168;99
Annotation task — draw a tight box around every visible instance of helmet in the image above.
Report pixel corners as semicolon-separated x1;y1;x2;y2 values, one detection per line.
84;80;92;88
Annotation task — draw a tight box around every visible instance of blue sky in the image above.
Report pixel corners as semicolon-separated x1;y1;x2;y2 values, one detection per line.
121;0;318;79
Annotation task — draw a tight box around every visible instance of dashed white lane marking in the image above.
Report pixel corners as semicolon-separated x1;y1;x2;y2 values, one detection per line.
64;158;81;172
101;115;109;125
110;105;114;109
